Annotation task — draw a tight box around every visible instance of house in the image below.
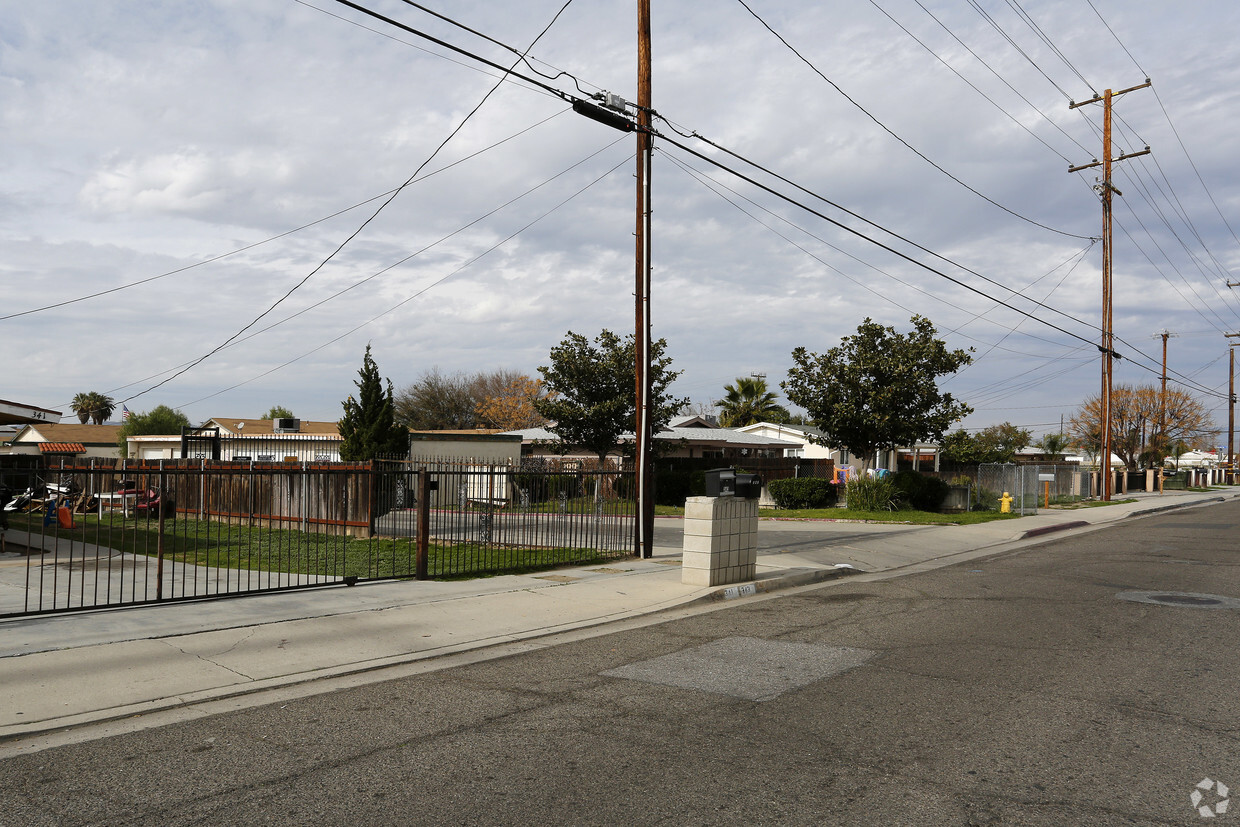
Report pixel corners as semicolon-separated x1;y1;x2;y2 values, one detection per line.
126;418;525;464
128;417;345;462
734;422;941;471
5;422;124;460
505;416;800;462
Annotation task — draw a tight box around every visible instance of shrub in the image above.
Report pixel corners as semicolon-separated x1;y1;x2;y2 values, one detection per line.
654;468;703;507
891;470;951;511
844;475;901;511
768;477;838;509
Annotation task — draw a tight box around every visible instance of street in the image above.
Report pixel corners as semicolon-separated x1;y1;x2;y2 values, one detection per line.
2;500;1238;825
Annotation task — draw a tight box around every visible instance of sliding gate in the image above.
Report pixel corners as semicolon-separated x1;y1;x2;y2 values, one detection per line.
0;460;635;618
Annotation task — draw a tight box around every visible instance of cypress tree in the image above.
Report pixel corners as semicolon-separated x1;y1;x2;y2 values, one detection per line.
338;344;408;461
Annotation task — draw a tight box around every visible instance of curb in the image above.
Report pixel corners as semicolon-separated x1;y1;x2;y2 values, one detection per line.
1127;496;1224;519
702;565;859;603
1020;520;1089;539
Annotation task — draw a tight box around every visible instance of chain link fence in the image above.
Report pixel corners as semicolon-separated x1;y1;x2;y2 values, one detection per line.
975;464;1093;515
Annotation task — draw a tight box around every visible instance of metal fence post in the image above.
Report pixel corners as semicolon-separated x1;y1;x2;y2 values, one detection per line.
156;460;166;601
416;468;429;580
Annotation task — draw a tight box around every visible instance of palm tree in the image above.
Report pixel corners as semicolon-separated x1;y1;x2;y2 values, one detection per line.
1037;432;1070;459
718;377;785;428
87;392;116;425
70;392;93;424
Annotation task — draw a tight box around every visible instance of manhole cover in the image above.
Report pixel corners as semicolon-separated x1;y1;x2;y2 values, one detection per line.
1117;591;1240;610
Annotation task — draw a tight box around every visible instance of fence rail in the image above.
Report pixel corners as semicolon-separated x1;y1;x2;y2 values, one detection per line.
0;459;635;618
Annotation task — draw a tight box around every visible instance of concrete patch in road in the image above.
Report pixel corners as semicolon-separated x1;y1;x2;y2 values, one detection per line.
601;636;877;701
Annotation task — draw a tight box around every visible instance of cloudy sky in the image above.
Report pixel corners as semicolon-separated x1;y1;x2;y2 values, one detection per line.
4;0;1239;441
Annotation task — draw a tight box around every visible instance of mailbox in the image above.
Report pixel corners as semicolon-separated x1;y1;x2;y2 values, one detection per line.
704;468;761;498
735;472;762;499
704;468;737;497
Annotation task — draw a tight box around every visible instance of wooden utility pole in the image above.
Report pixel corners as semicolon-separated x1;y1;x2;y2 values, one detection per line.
634;0;653;558
1069;80;1150;500
1231;346;1236;485
1228;334;1240;484
1153;330;1177;493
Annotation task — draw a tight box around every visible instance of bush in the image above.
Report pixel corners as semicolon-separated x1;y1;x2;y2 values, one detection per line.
654;468;703;507
891;471;951;511
844;475;901;511
768;477;838;509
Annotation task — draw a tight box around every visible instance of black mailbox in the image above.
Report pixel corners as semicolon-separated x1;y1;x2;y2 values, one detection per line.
704;467;737;497
735;472;761;499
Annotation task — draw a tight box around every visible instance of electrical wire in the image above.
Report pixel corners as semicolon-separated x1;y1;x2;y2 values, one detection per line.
178;154;630;408
733;0;1087;239
0;109;568;322
662;148;1087;359
115;0;576;406
871;0;1086;162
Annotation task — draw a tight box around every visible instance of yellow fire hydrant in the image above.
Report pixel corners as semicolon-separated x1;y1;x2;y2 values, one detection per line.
1000;491;1014;513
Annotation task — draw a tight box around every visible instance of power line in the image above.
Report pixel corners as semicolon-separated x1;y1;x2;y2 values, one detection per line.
116;0;577;406
875;0;1088;161
178;155;631;408
733;0;1087;239
0;110;568;322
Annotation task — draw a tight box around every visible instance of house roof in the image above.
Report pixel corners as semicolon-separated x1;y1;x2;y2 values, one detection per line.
203;418;341;436
11;423;123;446
38;442;85;454
503;427;800;449
736;422;826;440
0;398;62;427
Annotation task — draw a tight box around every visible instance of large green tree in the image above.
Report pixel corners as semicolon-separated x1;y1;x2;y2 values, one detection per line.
338;345;408;461
783;316;973;463
262;405;295;420
534;329;688;462
116;404;191;457
941;422;1032;464
717;377;789;427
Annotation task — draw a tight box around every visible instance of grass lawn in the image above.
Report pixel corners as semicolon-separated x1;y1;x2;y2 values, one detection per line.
5;511;623;580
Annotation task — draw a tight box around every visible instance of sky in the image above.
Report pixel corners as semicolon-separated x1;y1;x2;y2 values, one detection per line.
3;0;1239;443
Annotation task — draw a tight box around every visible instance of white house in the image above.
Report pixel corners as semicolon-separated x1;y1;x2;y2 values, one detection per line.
505;417;800;462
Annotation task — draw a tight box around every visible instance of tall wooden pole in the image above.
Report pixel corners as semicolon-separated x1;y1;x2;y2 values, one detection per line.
1230;347;1236;485
1068;79;1150;501
1100;88;1114;501
634;0;653;558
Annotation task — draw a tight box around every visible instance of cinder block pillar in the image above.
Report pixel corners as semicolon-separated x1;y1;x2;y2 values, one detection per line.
681;496;758;587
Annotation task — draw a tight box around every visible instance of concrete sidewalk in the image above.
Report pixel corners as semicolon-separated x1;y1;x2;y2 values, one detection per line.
1;487;1233;748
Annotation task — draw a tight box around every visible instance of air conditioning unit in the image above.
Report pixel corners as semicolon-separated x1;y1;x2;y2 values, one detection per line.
274;417;301;433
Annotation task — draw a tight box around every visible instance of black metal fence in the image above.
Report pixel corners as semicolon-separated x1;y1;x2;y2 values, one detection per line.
0;459;635;618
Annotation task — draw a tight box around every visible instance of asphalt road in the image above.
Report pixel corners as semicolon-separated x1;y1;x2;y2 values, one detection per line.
3;501;1239;825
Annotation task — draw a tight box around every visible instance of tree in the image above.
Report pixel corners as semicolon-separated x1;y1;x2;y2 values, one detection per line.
941;422;1032;464
70;392;93;425
116;405;191;457
717;377;789;427
534;329;688;462
338;345;408;461
395;368;482;430
1068;384;1213;469
71;391;116;425
1037;431;1071;459
475;375;549;430
262;405;294;420
783;316;973;464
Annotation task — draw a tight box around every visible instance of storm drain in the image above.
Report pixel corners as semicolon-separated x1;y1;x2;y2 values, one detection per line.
1117;591;1240;610
601;636;877;702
